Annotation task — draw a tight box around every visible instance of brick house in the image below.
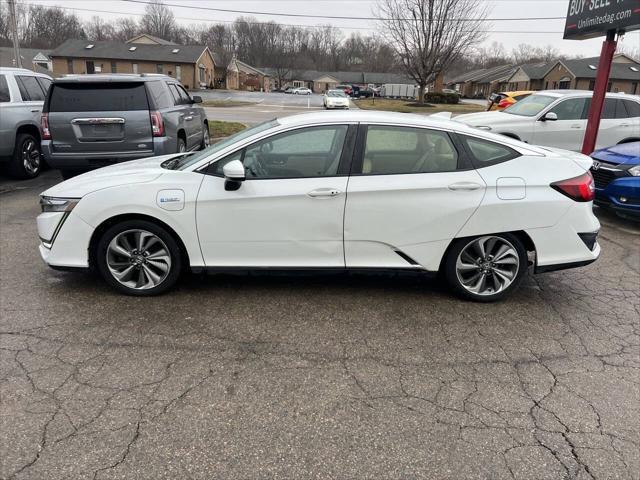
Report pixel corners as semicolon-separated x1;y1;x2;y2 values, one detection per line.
50;39;215;90
226;57;271;92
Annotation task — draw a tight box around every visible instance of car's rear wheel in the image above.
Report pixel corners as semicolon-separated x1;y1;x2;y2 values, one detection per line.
95;220;182;296
200;125;210;150
444;234;527;302
8;133;41;179
177;137;187;153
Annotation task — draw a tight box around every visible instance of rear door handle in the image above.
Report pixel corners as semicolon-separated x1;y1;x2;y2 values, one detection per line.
307;188;342;198
184;116;194;121
448;182;483;191
30;109;40;113
620;123;630;127
571;124;582;129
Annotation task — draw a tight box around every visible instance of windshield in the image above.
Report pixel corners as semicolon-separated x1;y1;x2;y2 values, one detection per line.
327;91;346;97
163;120;279;170
503;94;556;117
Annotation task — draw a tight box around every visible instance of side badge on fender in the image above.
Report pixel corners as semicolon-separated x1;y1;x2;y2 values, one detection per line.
156;189;185;211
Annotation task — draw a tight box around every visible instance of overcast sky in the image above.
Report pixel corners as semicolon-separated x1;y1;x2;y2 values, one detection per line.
25;0;640;59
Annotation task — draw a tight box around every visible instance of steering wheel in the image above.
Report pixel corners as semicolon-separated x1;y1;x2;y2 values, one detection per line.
245;153;269;178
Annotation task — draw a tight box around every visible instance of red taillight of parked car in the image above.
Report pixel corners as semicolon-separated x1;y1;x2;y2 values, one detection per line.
497;99;512;109
150;111;165;137
551;171;595;202
41;113;51;140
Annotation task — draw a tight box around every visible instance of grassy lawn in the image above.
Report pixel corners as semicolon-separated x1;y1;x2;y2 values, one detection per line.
354;98;484;114
201;100;255;107
209;120;246;139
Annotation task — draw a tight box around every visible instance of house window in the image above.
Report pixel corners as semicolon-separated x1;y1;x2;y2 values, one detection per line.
111;62;117;73
156;64;163;74
607;81;613;92
132;63;138;74
293;80;304;88
86;61;95;74
633;82;638;95
199;66;205;83
588;80;595;90
176;65;181;81
67;59;73;74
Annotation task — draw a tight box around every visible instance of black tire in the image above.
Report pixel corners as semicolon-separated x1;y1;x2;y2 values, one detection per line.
200;124;210;150
443;233;528;302
177;137;187;153
95;220;183;296
8;133;42;179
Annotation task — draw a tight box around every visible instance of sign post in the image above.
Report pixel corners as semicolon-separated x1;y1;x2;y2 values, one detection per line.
563;0;640;155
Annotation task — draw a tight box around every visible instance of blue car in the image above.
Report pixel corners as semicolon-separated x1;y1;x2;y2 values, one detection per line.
590;142;640;220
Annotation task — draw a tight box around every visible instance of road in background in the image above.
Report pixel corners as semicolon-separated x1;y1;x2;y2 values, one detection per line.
1;169;639;479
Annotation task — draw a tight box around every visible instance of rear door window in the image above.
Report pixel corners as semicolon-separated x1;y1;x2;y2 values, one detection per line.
0;75;9;102
36;77;52;96
49;83;149;112
16;75;45;101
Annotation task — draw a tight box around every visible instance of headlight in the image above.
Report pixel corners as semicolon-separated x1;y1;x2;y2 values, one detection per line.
628;165;640;177
40;196;80;213
475;126;492;131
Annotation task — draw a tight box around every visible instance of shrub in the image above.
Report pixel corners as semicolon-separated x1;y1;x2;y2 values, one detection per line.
423;92;460;104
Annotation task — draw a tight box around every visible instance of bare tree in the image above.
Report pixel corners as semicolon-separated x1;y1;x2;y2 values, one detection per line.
22;5;84;49
113;17;139;42
140;0;175;40
85;16;115;41
376;0;489;102
511;43;561;64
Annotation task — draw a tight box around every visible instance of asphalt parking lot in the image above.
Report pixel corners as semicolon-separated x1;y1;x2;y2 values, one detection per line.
1;168;638;480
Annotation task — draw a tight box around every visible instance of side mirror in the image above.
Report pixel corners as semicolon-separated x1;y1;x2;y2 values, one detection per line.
541;111;558;121
192;95;203;104
223;159;245;191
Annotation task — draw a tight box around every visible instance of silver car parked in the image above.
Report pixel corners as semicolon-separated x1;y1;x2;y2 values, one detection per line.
0;67;53;179
41;74;209;179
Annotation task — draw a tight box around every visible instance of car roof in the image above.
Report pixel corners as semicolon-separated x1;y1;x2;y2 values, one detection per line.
277;110;474;132
0;67;51;78
53;73;172;83
532;89;639;99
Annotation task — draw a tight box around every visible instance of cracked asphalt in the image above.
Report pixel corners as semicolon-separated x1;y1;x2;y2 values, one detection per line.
1;170;639;480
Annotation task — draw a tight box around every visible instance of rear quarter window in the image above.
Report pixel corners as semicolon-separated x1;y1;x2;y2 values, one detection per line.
146;81;173;109
622;100;640;118
459;135;520;167
0;75;9;102
49;83;149;112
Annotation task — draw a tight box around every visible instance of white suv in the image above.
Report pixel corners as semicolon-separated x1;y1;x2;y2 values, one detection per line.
455;90;640;152
0;67;53;178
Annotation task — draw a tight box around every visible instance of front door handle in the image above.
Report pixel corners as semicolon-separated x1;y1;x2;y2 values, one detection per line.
448;182;483;191
571;124;582;129
184;116;194;121
620;123;630;127
307;188;342;198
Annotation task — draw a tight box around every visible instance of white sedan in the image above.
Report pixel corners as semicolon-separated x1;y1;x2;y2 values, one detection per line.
323;90;350;109
37;111;600;301
455;90;640;152
293;87;312;95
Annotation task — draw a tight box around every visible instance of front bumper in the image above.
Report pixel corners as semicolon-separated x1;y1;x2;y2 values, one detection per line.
37;211;94;269
594;177;640;218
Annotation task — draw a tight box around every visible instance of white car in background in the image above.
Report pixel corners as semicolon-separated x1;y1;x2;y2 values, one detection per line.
323;89;350;109
37;111;600;302
293;87;312;95
455;90;640;151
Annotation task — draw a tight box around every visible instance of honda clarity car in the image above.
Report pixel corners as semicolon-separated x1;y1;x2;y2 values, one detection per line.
37;111;600;301
590;141;640;220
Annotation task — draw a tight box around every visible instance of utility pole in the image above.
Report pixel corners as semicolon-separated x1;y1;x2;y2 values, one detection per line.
7;0;22;69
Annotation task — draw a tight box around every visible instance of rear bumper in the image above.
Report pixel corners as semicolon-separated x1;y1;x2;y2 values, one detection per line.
42;137;175;169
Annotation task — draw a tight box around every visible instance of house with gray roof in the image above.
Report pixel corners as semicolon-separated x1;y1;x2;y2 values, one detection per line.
0;47;52;73
50;38;216;90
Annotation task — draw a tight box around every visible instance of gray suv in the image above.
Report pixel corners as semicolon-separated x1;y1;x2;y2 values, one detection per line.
42;74;209;178
0;67;53;179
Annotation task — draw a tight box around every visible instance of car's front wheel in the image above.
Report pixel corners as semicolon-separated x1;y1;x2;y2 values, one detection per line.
444;234;527;302
200;125;210;150
95;220;182;296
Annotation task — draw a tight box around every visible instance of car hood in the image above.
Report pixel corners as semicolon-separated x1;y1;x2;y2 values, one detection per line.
591;142;640;165
454;111;519;126
42;153;185;198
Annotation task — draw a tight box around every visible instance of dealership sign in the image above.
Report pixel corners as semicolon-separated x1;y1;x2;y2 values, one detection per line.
564;0;640;40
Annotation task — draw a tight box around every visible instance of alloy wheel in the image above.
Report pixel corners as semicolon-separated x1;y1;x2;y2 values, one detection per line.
203;128;210;148
22;138;41;175
455;236;520;296
106;229;172;290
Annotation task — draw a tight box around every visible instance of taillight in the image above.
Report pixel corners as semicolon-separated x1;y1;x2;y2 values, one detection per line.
41;113;51;140
551;171;595;202
498;99;511;109
150;111;165;137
